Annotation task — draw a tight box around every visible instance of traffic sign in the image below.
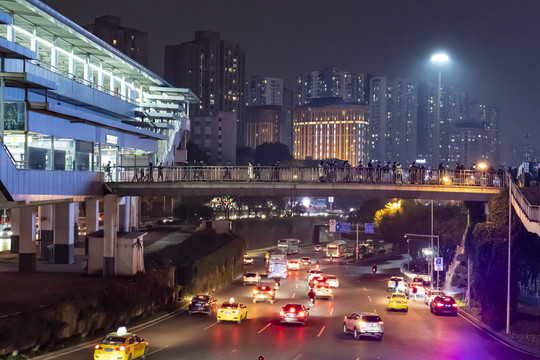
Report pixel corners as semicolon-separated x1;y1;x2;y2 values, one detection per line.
329;219;337;233
364;223;375;234
434;257;443;271
336;222;351;233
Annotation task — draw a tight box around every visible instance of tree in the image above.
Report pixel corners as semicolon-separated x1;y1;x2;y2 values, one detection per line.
236;147;253;166
253;142;292;166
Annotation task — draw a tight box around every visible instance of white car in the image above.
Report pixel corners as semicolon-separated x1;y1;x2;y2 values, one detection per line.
407;282;426;297
425;289;445;306
287;260;300;270
326;275;340;288
387;276;404;291
243;256;254;265
307;269;324;282
243;272;261;286
0;227;12;238
343;312;384;341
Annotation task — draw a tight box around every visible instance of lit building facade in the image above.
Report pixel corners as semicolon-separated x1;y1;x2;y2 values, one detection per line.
245;76;283;107
369;76;417;165
296;67;370;107
84;15;148;68
245;106;282;148
282;88;294;151
294;98;369;166
164;31;246;144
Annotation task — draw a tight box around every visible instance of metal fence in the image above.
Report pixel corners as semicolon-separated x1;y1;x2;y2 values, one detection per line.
109;166;508;188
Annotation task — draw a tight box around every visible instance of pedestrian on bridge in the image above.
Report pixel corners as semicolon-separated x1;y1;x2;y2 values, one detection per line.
104;161;112;181
157;162;164;181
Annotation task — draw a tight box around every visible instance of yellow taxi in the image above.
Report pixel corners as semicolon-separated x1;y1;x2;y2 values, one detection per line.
94;327;148;360
217;298;248;324
387;293;409;312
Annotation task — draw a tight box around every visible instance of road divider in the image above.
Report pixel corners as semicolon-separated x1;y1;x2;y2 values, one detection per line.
257;322;272;334
317;325;326;337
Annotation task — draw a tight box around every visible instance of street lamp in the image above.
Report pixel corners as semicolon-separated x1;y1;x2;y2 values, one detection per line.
430;52;450;166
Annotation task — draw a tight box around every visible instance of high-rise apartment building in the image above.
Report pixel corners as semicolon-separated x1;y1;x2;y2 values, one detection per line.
190;112;237;165
84;16;148;67
369;76;417;165
296;67;370;107
245;106;282;148
282;88;294;151
294;98;369;166
245;76;283;107
164;31;246;145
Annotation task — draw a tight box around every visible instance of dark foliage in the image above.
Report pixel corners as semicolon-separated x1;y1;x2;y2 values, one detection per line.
253;142;292;166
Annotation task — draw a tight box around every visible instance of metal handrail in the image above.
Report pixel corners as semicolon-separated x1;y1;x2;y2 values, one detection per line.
508;173;540;224
108;165;506;188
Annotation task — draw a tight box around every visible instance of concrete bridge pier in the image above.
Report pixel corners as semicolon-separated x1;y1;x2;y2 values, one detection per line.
103;194;119;278
12;206;37;273
38;205;54;260
85;198;99;234
54;203;76;264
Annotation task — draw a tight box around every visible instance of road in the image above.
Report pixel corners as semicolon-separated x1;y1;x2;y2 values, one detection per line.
43;249;538;360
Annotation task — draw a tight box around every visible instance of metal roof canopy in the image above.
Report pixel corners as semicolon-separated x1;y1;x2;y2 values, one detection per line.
0;0;169;88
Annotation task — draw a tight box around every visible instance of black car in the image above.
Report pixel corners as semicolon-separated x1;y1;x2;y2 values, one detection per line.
189;295;217;315
430;295;458;316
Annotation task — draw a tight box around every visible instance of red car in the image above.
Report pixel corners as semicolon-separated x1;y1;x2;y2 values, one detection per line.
430;296;458;316
280;303;309;325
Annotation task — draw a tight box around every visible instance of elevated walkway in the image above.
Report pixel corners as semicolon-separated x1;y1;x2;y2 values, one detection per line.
510;181;540;236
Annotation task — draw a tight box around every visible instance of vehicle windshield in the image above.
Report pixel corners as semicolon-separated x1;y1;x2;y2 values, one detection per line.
364;315;382;322
221;303;238;309
101;336;126;345
392;294;406;299
192;295;209;302
245;273;256;277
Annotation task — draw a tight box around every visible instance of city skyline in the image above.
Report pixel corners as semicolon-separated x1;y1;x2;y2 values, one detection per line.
41;0;540;165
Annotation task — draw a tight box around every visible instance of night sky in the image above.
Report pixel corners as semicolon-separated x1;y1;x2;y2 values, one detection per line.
41;0;540;165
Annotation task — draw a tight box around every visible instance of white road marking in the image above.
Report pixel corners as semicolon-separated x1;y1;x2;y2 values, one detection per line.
293;354;303;360
368;296;372;303
147;346;169;356
231;349;237;353
296;283;299;289
203;322;217;331
257;322;272;334
330;307;334;316
317;325;326;337
363;286;367;291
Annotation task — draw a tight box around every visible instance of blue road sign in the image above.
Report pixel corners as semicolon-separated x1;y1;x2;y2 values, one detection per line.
336;222;351;233
434;257;443;271
365;223;375;234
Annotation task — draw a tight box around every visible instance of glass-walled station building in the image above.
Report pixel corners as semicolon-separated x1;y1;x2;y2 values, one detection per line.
0;0;197;179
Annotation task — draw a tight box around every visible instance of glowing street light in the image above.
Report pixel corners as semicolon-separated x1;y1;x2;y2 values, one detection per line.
477;163;488;170
430;52;451;166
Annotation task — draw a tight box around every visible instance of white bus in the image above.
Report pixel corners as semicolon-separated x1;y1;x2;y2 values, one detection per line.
266;250;288;279
277;238;301;254
326;240;347;258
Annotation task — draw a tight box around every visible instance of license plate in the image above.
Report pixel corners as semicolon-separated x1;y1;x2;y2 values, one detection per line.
104;348;114;352
287;314;296;318
396;301;401;303
225;311;231;314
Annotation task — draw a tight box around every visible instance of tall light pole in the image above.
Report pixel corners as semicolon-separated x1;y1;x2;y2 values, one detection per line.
507;173;512;335
430;52;450;166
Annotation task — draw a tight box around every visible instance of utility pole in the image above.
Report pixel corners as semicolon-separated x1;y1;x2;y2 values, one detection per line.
506;175;512;335
431;200;434;290
356;223;359;261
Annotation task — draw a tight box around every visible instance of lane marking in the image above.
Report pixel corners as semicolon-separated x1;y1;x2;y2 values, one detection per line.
330;307;334;316
458;313;540;358
231;349;237;353
296;283;299;289
257;322;272;334
317;325;326;337
147;346;169;356
368;296;372;303
363;286;367;291
293;354;303;360
203;322;217;331
292;292;296;298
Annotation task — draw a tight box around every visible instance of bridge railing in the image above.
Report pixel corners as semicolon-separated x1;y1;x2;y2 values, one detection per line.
509;174;540;224
110;166;507;187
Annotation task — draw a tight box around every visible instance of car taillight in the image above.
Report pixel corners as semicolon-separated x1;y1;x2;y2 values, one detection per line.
117;346;126;351
452;303;458;308
290;307;296;312
233;310;239;314
189;300;192;305
253;290;258;294
436;302;444;307
299;311;305;317
94;345;102;350
280;310;285;317
218;309;222;313
379;321;384;324
269;291;274;295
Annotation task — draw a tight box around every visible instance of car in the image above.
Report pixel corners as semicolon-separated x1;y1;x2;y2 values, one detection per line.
314;245;322;252
407;281;425;297
0;227;12;238
307;269;324;282
287;260;300;270
387;293;408;312
188;295;217;315
300;257;311;265
217;300;248;323
343;312;384;340
161;217;174;224
313;283;334;300
243;256;254;265
308;275;328;289
243;272;261;285
94;326;149;360
425;289;446;306
387;276;404;291
280;303;309;325
252;285;276;304
326;275;340;288
430;296;458;316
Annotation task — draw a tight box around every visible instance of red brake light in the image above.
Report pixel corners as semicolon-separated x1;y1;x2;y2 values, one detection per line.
280;310;285;317
452;303;458;308
189;300;192;305
290;307;296;312
218;309;222;313
118;346;126;351
379;321;384;324
436;302;444;307
94;345;101;350
233;310;239;314
298;311;305;317
269;290;274;295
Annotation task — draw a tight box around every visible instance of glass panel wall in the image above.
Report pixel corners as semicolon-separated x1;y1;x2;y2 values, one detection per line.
53;138;75;171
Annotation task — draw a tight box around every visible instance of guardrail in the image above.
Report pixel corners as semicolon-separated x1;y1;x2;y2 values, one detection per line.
508;173;540;228
108;165;507;188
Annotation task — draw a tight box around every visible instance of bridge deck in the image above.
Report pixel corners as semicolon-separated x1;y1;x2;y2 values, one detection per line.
520;187;540;206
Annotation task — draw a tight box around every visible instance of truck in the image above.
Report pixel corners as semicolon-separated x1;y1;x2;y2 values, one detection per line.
266;250;288;279
277;238;300;254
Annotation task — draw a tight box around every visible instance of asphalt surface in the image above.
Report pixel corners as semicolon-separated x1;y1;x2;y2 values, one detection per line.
41;250;539;360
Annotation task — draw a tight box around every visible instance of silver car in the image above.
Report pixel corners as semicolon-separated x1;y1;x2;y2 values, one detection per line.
343;312;384;340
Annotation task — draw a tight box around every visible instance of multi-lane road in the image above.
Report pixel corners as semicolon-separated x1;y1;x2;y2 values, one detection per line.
42;249;538;360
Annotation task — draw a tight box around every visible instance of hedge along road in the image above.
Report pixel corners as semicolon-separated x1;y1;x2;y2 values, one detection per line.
32;249;539;360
